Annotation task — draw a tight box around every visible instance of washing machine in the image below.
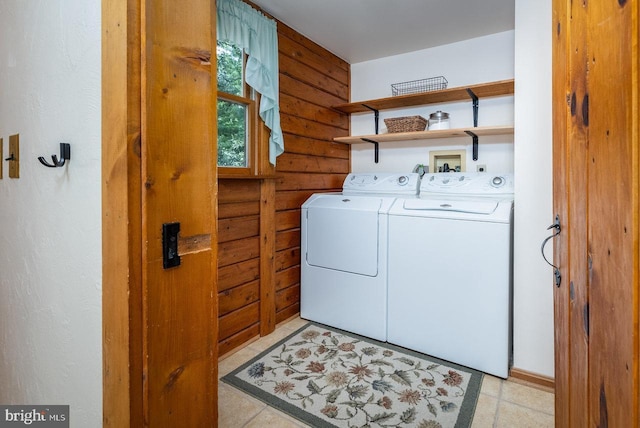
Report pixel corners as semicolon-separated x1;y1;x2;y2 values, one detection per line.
387;172;514;378
301;172;420;341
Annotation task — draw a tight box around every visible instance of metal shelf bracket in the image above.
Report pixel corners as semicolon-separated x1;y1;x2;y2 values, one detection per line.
465;130;479;161
466;88;479;127
362;104;380;134
361;138;380;163
465;88;480;160
360;104;381;163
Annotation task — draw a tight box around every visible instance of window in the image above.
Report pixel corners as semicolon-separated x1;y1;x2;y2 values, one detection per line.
216;40;256;172
216;0;284;173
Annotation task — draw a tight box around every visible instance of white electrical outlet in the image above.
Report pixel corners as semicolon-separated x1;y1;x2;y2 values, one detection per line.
476;164;487;172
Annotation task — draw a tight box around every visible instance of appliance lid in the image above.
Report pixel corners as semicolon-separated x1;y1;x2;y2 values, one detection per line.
389;197;513;222
304;194;386;211
402;198;498;214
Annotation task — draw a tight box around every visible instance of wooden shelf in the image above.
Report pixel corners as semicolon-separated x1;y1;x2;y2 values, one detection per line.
334;125;514;145
333;79;514;114
332;79;515;162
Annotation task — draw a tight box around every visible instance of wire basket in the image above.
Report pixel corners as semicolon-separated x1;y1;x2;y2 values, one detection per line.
391;76;448;96
384;116;428;133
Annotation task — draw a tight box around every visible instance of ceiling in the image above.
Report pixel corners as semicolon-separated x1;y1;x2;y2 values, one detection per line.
250;0;515;64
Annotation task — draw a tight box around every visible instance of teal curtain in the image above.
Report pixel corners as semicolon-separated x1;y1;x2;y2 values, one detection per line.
217;0;284;165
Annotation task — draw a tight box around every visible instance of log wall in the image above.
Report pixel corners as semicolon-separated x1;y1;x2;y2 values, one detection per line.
217;16;350;357
217;180;262;355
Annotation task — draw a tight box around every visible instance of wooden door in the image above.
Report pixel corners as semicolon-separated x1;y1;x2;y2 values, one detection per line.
141;0;218;426
103;0;218;425
552;0;639;426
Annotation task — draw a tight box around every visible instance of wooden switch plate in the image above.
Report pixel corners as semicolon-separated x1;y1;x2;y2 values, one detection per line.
9;134;19;178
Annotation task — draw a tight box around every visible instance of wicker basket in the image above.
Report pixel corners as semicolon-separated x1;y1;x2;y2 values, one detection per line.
384;115;428;133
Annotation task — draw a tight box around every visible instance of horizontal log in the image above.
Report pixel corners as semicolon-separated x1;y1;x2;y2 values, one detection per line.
218;201;260;219
218;323;260;358
278;32;349;82
276;210;300;231
218;258;260;292
277;22;349;72
218;179;261;203
276;302;300;324
276;229;300;251
218;301;260;341
280;54;348;100
276;190;316;211
275;172;346;192
283;133;349;159
280;93;348;130
276;284;300;312
275;266;300;291
218;215;259;243
276;246;300;272
280;74;348;109
218;236;260;267
277;152;350;174
218;280;260;316
281;113;345;141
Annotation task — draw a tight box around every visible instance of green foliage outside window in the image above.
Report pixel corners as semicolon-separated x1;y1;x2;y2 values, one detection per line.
217;99;247;167
217;41;242;95
217;41;247;167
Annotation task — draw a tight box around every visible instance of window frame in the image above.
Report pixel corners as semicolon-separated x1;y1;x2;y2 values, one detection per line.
217;44;274;179
217;89;256;177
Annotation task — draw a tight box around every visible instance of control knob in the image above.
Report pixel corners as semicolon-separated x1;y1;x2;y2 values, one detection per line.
397;175;408;185
491;176;505;187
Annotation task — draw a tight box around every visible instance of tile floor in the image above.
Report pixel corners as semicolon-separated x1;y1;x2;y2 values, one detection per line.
218;317;555;428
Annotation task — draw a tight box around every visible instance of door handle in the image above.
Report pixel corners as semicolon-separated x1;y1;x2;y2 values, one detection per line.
162;222;181;269
541;214;561;287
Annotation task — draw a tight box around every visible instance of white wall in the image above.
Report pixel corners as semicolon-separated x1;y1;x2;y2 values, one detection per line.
350;22;555;377
513;0;554;377
0;0;102;425
350;31;515;174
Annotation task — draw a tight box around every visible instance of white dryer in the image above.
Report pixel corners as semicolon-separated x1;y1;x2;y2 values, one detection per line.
301;173;420;341
387;172;514;378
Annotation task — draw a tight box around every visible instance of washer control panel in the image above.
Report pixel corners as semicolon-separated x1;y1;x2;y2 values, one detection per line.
343;172;420;195
420;172;514;195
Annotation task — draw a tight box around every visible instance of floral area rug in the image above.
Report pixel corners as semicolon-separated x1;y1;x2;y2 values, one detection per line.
222;322;483;428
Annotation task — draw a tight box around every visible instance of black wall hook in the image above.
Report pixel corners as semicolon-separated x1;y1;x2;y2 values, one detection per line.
38;143;70;168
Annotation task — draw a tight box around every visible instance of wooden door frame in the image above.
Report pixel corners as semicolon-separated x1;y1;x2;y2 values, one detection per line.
102;0;134;425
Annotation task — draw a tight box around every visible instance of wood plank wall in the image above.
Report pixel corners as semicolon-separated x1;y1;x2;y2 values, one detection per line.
217;17;350;357
218;180;262;354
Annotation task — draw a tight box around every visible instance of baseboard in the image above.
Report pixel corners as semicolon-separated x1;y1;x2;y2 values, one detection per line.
218;334;260;361
276;312;301;328
509;368;555;393
219;313;303;361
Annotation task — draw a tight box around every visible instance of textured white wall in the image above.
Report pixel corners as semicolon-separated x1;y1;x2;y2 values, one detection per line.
350;31;515;174
513;0;554;377
0;0;102;425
